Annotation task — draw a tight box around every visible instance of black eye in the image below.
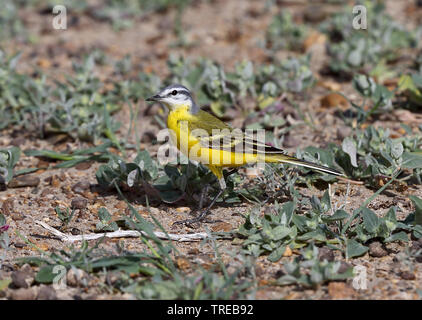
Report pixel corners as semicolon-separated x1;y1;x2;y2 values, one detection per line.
171;90;177;96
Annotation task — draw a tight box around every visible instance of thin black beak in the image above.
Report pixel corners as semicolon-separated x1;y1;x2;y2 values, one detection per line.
146;94;161;102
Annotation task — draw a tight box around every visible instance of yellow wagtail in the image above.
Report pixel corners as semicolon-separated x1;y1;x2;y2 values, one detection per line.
146;84;344;224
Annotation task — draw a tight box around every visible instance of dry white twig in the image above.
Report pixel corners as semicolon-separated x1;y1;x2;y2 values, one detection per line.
35;220;209;243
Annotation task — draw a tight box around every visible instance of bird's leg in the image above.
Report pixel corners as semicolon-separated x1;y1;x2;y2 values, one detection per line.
174;168;227;226
173;188;224;226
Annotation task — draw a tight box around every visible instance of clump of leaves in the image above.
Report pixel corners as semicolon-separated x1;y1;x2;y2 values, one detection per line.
277;244;353;287
25;141;113;169
238;184;422;261
298;124;422;186
0;0;26;41
238;192;349;262
397;70;422;108
55;206;76;229
96;207;118;232
0;213;10;268
266;11;309;51
0;51;123;143
320;1;417;74
0;147;20;187
349;74;394;124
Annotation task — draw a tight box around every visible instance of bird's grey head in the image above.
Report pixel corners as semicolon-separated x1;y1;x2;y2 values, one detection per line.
146;84;199;113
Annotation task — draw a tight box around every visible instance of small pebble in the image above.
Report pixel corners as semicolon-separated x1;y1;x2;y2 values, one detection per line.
400;271;416;280
71;197;88;210
8;176;40;188
67;268;88;287
71;181;91;194
36;285;57;300
369;241;388;258
11;271;31;289
318;247;335;262
9;288;37;300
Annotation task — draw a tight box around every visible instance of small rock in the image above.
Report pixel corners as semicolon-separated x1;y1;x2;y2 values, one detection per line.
46;134;67;145
41;188;54;197
71;197;88;210
10;137;26;147
336;126;352;141
175;257;191;271
11;271;31;289
11;212;25;221
304;5;328;23
318;80;342;92
211;221;232;232
400;271;416;280
66;268;88;287
71;181;91;194
255;265;264;277
36;285;57;300
140;131;156;143
320;93;349;110
1;198;14;215
9;287;37;300
338;261;352;274
318;247;335;262
75;161;92;171
369;241;388;258
282;135;300;148
8;176;40;188
328;282;356;299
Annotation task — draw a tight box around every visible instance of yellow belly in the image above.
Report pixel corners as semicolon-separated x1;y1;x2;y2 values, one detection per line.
167;108;258;167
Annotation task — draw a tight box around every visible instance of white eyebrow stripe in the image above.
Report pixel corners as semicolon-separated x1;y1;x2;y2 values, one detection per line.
165;89;190;97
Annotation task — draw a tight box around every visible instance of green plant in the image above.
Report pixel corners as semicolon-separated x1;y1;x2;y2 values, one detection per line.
0;214;10;268
277;244;353;287
350;74;394;123
55;206;77;229
95;149;240;205
0;0;26;41
25;141;113;168
0;147;20;186
96;208;118;232
297;124;422;186
320;1;417;74
238;178;422;262
0;51;123;142
266;11;309;51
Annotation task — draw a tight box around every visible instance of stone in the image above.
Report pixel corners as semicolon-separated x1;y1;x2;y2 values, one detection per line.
369;241;388;258
71;197;88;210
36;285;57;300
8;176;40;188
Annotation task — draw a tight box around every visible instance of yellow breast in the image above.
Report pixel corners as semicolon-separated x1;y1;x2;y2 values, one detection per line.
167;106;258;167
167;106;198;158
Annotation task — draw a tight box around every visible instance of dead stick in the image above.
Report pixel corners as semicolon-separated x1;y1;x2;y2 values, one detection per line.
35;221;209;243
